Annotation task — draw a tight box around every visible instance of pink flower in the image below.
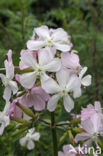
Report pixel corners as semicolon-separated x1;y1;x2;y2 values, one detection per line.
9;98;22;118
27;25;72;52
20;86;50;111
61;51;81;74
0;50;18;101
75;113;102;146
81;101;102;121
58;144;82;156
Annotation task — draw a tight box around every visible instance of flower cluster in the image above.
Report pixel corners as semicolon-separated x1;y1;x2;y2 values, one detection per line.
0;25;92;151
59;101;103;156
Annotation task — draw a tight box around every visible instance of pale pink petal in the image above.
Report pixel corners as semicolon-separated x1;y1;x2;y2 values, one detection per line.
63;95;74;112
27;40;45;50
52;28;68;42
5;60;14;79
32;95;46;111
47;94;60;112
56;68;70;86
61;52;81;71
81;120;94;134
42;78;60;94
3;86;11;101
32;87;50;101
7;49;12;64
35;25;50;39
21;52;37;68
43;58;61;72
75;132;90;143
38;48;53;65
10;98;22;118
0;74;6;85
9;80;18;94
20;72;36;89
66;75;81;92
54;43;71;52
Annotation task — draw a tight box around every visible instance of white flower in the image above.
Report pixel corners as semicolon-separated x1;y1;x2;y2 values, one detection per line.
0;102;10;135
20;48;61;89
42;69;81;112
0;59;18;101
27;25;72;52
79;67;91;87
19;128;40;150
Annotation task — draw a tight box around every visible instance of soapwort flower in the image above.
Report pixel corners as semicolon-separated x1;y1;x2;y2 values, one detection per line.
27;25;72;52
20;48;61;89
0;50;18;101
19;128;40;150
42;69;81;112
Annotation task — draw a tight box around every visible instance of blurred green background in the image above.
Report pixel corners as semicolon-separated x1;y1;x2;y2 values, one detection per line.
0;0;103;155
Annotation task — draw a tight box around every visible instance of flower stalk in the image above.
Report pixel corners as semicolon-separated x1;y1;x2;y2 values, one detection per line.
51;112;58;156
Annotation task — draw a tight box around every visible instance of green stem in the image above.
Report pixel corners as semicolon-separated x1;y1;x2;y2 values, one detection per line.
51;112;58;156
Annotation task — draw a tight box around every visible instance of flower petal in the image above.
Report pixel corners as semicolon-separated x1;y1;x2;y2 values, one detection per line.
38;48;53;65
32;132;40;141
52;28;68;42
47;94;60;112
20;72;37;89
9;80;18;94
43;58;61;72
27;140;35;150
54;43;71;52
21;52;37;68
35;25;50;39
63;95;74;112
27;40;45;50
42;78;60;94
75;132;90;143
66;75;81;92
73;87;81;98
33;95;46;111
5;60;14;79
56;68;70;87
81;75;91;86
79;67;88;79
3;86;11;101
32;87;50;101
19;137;27;146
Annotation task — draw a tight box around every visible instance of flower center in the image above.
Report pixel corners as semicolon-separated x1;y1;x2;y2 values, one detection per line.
76;66;81;73
38;68;42;73
46;38;53;46
26;133;32;140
